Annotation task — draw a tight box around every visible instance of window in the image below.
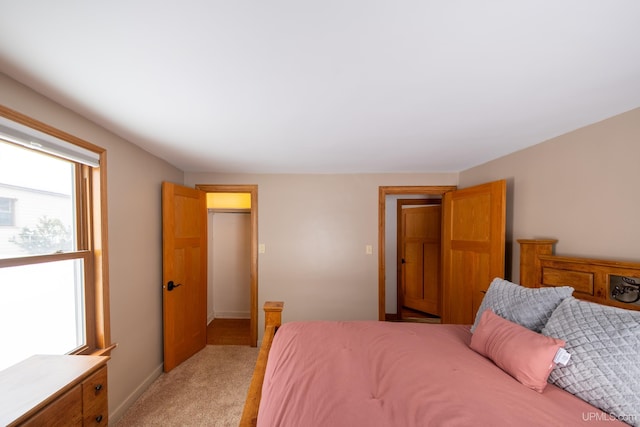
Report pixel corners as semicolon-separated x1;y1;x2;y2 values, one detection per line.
0;197;15;226
0;107;111;371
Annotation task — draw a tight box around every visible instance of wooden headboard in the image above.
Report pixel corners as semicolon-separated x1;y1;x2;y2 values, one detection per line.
519;239;640;312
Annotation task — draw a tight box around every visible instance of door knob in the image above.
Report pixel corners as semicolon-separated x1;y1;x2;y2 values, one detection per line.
167;280;182;291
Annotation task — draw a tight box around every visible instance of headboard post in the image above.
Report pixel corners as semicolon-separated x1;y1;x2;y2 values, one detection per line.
518;239;557;288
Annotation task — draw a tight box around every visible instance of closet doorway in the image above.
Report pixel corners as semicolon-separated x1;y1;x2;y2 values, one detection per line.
196;185;258;347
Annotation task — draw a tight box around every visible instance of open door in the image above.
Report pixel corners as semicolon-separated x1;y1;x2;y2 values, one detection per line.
441;180;506;324
162;182;207;372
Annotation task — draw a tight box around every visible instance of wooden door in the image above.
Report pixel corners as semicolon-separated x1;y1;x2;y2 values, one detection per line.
399;204;441;316
162;182;207;372
441;180;506;324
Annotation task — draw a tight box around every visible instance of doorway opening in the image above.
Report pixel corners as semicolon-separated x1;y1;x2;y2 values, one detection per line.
378;186;456;321
397;198;442;322
196;184;258;347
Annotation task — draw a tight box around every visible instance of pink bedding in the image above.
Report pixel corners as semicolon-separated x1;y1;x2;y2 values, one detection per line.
257;321;627;426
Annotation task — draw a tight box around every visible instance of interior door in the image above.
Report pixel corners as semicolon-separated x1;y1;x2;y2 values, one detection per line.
441;179;506;324
400;204;441;316
162;182;207;372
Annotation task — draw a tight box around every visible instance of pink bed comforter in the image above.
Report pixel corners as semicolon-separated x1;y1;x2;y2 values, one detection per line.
257;321;627;427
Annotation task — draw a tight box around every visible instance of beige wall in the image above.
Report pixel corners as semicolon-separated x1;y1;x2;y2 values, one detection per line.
186;173;458;331
0;73;184;422
460;107;640;282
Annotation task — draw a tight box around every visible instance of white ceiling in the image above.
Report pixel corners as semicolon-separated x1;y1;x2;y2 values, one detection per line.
1;1;639;174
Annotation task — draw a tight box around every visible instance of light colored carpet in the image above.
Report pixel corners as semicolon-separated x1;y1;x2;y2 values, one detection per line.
116;345;259;427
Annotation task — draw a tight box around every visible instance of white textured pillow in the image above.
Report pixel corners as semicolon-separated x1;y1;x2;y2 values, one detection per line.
542;297;640;426
471;278;573;333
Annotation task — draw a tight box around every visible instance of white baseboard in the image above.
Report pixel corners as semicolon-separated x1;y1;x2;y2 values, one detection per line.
109;363;163;424
214;311;250;319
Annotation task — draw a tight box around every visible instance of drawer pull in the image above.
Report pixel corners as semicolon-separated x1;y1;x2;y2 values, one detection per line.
95;384;103;392
96;414;103;423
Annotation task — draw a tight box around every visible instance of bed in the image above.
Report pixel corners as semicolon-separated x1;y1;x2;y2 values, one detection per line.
240;239;640;426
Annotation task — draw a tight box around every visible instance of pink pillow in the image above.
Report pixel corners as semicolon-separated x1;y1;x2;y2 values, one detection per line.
469;309;565;392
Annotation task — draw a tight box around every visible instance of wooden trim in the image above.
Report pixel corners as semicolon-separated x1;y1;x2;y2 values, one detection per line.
0;105;106;156
0;251;91;268
94;150;111;350
240;301;283;427
196;184;259;347
378;186;456;320
396;199;442;206
385;313;399;321
91;343;118;357
379;186;457;195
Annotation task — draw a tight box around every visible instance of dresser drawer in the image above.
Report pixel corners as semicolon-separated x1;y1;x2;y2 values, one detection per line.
82;366;108;426
21;385;82;427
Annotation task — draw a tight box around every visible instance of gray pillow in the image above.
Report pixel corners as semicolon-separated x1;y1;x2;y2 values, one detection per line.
542;297;640;426
470;278;573;333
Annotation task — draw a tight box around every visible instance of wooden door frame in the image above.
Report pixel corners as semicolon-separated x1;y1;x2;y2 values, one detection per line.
378;186;456;320
396;198;442;319
196;184;259;347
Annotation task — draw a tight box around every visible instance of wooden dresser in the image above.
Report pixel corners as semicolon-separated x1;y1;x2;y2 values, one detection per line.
0;355;109;426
